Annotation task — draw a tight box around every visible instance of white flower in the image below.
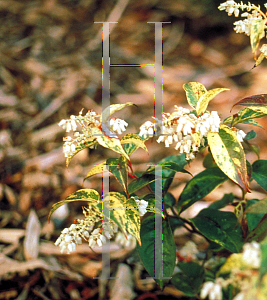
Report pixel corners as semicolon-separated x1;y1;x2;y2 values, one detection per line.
55;225;81;254
233;292;245;300
63;141;76;157
115;232;136;248
58;116;77;132
218;1;238;16
242;241;261;268
132;197;148;216
234;129;246;142
139;121;155;138
88;228;107;248
109;118;128;135
200;279;223;300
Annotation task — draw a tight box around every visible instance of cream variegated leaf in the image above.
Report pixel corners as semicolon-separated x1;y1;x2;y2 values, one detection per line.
207;125;249;191
183;82;207;109
196;88;229;116
101;102;134;123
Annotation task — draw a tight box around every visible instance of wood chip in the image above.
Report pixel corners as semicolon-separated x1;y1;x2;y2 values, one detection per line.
110;263;136;300
23;210;41;260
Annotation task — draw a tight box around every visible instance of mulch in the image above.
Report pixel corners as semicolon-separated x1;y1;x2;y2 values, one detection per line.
1;0;267;299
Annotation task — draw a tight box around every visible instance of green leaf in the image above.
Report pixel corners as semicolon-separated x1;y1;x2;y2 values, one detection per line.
250;18;265;55
142;193;162;214
246;214;267;243
121;133;148;155
137;215;176;289
92;127;130;160
171;262;204;297
183;82;207;109
223;107;267;127
66;140;97;167
207;125;249;191
246;199;265;232
176;167;228;214
203;152;217;169
83;162;106;182
164;192;176;208
190;208;244;252
148;154;189;194
244;130;257;140
196;88;229;116
246;198;267;215
128;174;157;195
208;193;235;210
101;192;141;244
101;102;134;123
107;156;128;193
49;189;100;220
252;160;267;191
242;119;263;128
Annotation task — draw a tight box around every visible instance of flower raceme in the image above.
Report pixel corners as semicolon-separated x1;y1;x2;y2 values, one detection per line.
219;1;267;35
139;106;246;160
58;109;128;158
54;197;148;254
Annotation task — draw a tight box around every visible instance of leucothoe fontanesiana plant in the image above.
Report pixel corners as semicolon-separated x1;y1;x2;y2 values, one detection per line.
49;2;267;299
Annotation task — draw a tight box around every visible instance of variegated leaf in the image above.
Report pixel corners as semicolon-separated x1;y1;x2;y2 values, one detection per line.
183;82;207;109
207;125;249;191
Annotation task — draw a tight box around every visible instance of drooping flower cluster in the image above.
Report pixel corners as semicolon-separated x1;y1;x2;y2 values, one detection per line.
54;196;149;254
218;1;267;36
58;109;128;158
139;106;221;160
54;204;118;254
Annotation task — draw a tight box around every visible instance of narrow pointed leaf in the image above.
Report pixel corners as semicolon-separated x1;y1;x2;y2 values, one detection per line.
208;193;235;210
66;140;97;167
246;199;265;232
83;162;106;182
92;127;130;160
252;160;267;191
101;102;134;123
128;174;157;195
254;52;265;68
101;192;141;244
48;189;100;220
190;208;244;252
207;125;249;191
242;119;263;128
232;94;267;109
183;82;207;109
196;88;229;116
124;197;141;243
176;167;228;214
224;107;267;127
121;133;148;155
107;156;128;193
250;18;265;55
246;214;267;242
137;215;176;289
